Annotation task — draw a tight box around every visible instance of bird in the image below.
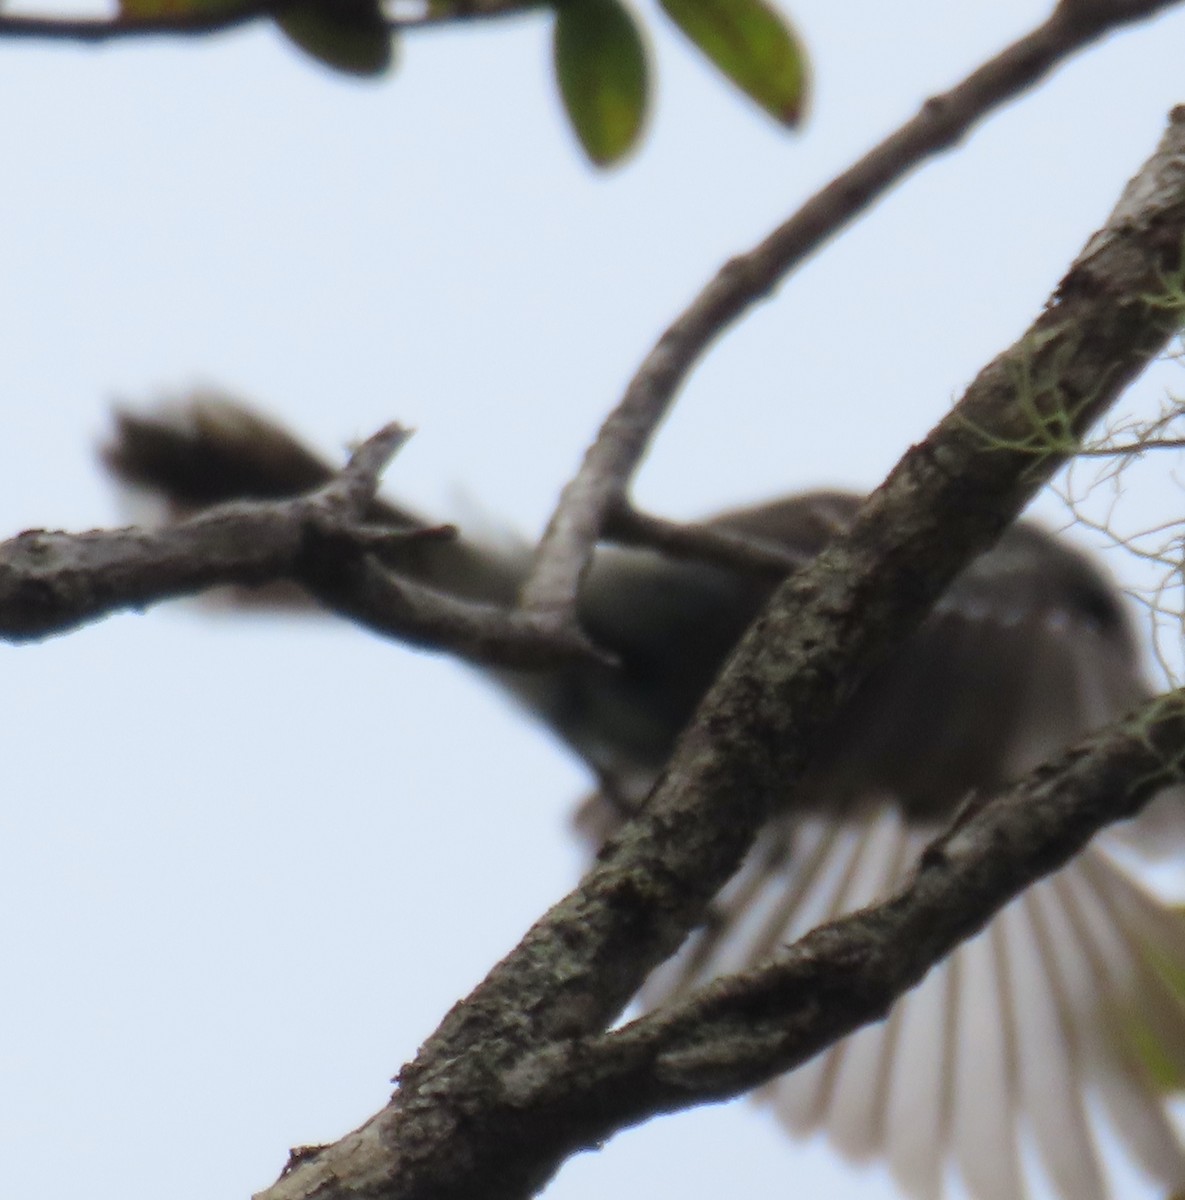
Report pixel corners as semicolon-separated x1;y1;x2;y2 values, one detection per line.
104;394;1185;1200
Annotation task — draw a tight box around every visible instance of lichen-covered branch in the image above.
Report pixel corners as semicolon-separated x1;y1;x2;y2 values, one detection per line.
257;110;1185;1200
316;694;1184;1200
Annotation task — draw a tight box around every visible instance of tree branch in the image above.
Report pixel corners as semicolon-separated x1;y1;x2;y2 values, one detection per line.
257;692;1185;1200
604;501;808;577
0;3;286;41
0;0;539;41
363;694;1185;1200
525;693;1185;1115
256;109;1185;1200
0;426;602;669
519;0;1185;626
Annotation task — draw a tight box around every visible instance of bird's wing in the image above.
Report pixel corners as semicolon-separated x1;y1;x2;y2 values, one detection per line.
107;401;1185;1199
627;560;1185;1200
636;803;1185;1200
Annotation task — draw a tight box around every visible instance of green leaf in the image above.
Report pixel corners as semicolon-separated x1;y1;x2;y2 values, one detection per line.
276;0;395;78
659;0;806;126
553;0;649;167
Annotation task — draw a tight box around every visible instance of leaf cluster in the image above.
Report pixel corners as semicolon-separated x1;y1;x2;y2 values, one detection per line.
113;0;808;164
552;0;807;165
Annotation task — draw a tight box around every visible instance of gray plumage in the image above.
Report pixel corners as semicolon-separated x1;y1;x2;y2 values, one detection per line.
107;397;1185;1200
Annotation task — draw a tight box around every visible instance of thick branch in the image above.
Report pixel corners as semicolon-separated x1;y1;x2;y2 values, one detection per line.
258;110;1185;1200
522;695;1185;1116
374;695;1185;1194
259;694;1185;1200
519;0;1185;624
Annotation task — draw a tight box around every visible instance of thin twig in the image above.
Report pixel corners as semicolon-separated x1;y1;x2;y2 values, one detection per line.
0;4;279;40
518;0;1185;624
1076;436;1185;455
605;502;809;577
0;0;541;40
317;422;413;515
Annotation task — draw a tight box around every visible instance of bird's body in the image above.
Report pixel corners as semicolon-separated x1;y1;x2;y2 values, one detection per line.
508;491;1147;815
107;399;1185;1200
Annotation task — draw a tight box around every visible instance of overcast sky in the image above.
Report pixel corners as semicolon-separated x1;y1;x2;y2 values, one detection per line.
3;2;1185;1198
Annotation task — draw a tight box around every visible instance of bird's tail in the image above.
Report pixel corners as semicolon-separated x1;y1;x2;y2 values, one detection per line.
104;394;527;608
637;803;1185;1200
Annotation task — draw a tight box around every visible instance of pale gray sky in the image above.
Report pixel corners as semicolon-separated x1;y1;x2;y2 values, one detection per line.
2;3;1185;1198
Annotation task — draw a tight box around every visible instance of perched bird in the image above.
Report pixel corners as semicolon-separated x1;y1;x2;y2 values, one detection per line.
106;396;1185;1200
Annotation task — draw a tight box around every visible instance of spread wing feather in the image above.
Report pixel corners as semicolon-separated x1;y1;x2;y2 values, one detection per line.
626;515;1185;1200
105;405;1185;1200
